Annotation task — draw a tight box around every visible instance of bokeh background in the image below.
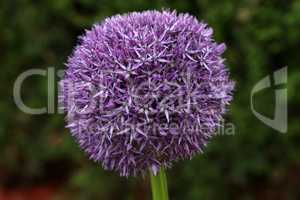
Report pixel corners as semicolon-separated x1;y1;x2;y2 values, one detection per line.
1;0;299;199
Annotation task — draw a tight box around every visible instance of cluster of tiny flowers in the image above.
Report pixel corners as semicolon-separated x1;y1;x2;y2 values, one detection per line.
59;10;234;177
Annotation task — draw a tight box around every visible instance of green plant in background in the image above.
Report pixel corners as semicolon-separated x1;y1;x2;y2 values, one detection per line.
1;0;300;199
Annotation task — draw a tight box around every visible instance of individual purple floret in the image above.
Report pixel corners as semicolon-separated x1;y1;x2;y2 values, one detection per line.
59;10;234;177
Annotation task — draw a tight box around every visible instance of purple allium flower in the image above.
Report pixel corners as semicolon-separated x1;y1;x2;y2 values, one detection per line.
59;10;234;177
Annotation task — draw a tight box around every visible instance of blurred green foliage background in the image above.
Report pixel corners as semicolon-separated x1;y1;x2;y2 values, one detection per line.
1;0;300;199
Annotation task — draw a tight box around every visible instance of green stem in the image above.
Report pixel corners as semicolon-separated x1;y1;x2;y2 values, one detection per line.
150;168;169;200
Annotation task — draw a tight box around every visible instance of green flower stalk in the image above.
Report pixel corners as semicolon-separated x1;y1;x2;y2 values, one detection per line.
150;169;169;200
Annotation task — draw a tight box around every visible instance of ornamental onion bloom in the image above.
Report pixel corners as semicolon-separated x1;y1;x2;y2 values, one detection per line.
59;10;234;177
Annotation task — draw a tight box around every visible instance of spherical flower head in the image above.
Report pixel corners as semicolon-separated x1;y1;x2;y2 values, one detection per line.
59;10;234;177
